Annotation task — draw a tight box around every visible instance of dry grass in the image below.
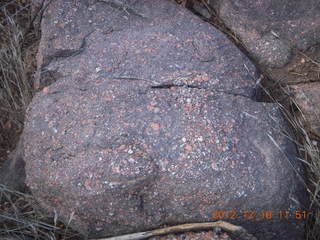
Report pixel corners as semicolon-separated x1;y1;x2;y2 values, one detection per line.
285;99;320;240
0;18;31;112
0;184;80;240
293;105;320;240
259;78;320;240
0;0;34;164
0;1;78;239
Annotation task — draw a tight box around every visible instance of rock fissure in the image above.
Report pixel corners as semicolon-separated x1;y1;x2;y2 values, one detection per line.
95;73;256;99
49;30;94;62
150;83;254;99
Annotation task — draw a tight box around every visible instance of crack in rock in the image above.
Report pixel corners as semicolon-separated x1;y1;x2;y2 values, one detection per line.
96;74;257;100
50;30;94;61
150;83;254;99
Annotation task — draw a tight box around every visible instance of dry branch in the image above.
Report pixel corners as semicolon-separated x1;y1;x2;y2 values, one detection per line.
91;221;257;240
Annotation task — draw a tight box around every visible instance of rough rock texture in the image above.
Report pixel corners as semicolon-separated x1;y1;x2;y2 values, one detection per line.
209;0;320;68
25;0;305;239
208;0;320;142
290;84;320;135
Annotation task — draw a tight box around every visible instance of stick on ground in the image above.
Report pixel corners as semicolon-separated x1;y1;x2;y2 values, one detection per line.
91;221;257;240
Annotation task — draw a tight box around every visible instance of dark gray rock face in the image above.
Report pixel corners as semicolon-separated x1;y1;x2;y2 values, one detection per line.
209;0;320;68
25;0;305;239
207;0;320;152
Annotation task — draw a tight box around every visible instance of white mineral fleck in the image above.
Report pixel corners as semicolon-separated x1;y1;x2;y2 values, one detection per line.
198;136;204;142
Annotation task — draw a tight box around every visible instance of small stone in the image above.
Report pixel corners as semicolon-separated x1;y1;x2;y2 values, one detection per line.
42;87;49;94
184;144;193;152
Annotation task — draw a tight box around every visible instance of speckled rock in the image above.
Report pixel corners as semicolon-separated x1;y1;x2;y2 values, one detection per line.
206;0;320;147
25;0;305;239
209;0;320;68
290;83;320;135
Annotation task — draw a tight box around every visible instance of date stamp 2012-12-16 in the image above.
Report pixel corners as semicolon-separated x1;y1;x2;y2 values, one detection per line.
210;209;317;220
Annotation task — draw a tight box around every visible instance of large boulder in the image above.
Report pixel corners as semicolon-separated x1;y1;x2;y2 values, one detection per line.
24;0;305;239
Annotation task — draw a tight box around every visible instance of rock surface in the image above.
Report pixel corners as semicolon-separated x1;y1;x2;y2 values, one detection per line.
209;0;320;68
270;47;320;137
25;0;305;239
207;0;320;143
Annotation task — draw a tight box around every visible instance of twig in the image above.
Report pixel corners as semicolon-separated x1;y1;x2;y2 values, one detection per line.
90;221;257;240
